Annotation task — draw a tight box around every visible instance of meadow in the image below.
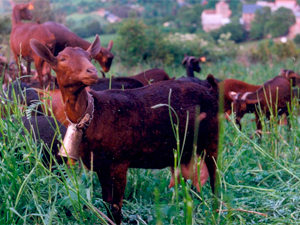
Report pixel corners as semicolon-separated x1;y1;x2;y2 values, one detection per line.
0;46;300;225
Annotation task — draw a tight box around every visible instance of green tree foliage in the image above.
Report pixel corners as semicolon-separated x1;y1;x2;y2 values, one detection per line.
210;19;247;43
175;4;204;33
249;7;271;40
115;19;238;67
249;39;299;63
115;19;148;66
264;7;296;38
294;34;300;44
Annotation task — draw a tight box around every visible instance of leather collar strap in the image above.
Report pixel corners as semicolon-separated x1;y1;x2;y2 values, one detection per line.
65;92;94;131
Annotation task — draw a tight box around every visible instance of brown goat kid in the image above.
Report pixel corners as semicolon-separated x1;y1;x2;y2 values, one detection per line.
229;76;291;131
10;3;55;88
219;79;261;119
30;35;219;224
43;21;114;74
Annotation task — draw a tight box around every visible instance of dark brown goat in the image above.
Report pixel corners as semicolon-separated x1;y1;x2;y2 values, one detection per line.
229;76;291;130
219;79;261;119
0;116;66;165
37;77;144;127
30;35;219;224
10;3;55;88
278;68;300;87
129;68;173;85
182;54;206;77
43;21;114;74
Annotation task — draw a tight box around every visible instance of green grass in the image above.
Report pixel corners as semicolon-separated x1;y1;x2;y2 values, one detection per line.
1;59;300;224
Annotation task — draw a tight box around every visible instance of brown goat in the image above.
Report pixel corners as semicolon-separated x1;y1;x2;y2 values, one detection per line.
36;77;144;127
10;2;55;88
278;68;300;87
129;68;173;85
42;21;114;74
229;76;291;131
30;35;219;224
219;79;261;119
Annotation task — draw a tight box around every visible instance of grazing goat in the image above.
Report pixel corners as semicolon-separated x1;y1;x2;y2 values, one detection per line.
182;54;206;77
30;35;219;224
129;68;173;85
229;76;291;131
43;21;114;74
10;2;55;88
219;79;261;119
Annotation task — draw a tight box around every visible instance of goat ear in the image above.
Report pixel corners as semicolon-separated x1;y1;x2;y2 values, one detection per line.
228;91;237;100
107;40;113;51
30;38;56;66
87;34;101;58
200;56;206;62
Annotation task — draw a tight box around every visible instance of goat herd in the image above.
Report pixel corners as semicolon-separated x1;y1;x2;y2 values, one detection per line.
1;2;300;224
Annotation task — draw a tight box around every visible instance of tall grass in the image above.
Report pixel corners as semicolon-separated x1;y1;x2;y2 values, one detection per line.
0;60;300;224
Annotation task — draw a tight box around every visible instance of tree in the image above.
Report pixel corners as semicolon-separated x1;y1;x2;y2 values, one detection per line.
175;4;204;33
210;18;247;43
115;19;147;66
264;7;295;38
249;7;271;40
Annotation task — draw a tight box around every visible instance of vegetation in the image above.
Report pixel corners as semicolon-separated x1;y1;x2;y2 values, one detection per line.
1;59;300;224
0;1;300;223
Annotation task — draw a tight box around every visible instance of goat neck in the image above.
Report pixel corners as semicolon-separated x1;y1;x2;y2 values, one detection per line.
12;3;33;26
61;86;91;124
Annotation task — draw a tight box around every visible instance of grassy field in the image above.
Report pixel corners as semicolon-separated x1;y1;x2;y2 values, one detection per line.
1;58;300;224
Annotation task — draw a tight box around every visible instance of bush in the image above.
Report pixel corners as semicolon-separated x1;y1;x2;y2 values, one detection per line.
115;19;148;66
0;16;11;35
71;20;102;38
248;39;299;63
210;20;247;43
294;34;300;45
115;19;238;67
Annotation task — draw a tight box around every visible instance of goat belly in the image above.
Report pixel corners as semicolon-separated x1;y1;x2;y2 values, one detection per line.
82;81;218;170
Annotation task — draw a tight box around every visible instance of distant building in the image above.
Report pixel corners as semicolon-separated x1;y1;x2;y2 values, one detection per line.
256;0;298;12
96;8;121;23
201;0;232;32
241;4;263;31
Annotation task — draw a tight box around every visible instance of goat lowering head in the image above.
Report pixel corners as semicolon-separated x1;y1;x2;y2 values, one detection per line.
229;76;291;131
229;92;259;129
93;40;114;73
42;21;114;76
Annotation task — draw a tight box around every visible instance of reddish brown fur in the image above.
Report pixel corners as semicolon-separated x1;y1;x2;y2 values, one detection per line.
219;79;261;118
278;68;300;87
30;35;219;224
230;76;291;130
43;21;114;74
129;68;173;85
10;3;55;88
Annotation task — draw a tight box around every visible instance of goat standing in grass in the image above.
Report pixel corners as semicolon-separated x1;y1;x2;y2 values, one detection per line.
30;35;219;224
